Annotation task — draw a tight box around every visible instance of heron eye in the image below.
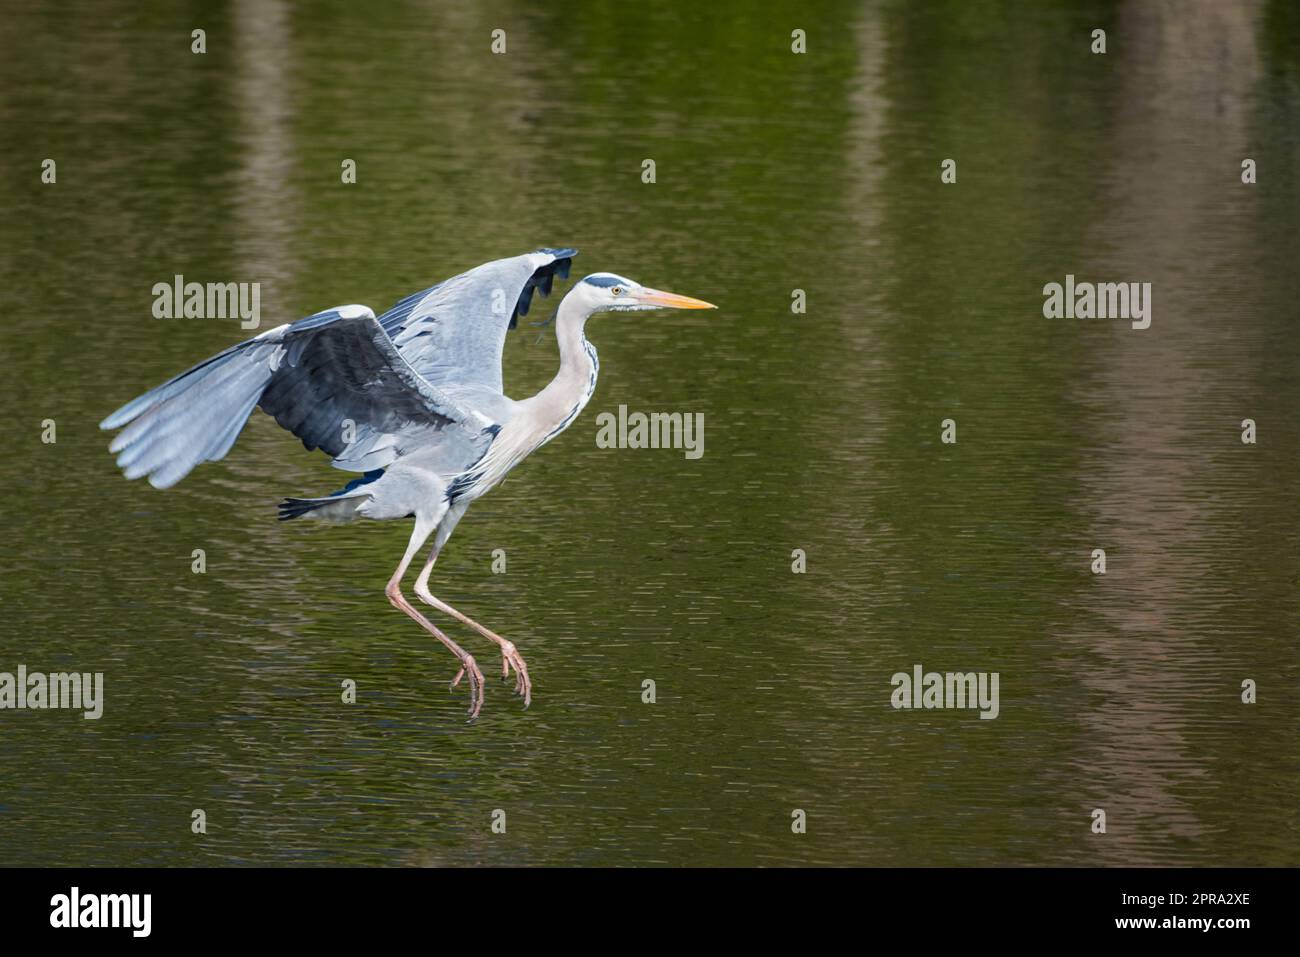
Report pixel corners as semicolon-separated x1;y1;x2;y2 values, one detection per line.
611;286;624;296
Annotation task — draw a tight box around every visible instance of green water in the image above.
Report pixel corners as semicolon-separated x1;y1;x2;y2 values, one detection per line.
1;0;1298;866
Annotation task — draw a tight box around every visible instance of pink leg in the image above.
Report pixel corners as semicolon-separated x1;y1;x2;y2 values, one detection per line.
388;520;485;720
414;549;531;708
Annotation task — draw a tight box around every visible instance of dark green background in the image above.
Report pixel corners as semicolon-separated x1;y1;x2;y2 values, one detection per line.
1;0;1297;866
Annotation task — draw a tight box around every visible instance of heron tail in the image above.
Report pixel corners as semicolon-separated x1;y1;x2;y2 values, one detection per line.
99;337;277;489
278;469;384;521
277;494;369;522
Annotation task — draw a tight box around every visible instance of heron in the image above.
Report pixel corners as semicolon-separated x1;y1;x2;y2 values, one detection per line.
100;249;716;720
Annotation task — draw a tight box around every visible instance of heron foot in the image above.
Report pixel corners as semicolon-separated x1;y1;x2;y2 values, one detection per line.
498;640;532;708
449;654;485;721
411;576;531;711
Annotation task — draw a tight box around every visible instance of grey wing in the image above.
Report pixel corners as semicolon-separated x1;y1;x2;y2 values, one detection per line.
378;247;577;396
100;305;482;489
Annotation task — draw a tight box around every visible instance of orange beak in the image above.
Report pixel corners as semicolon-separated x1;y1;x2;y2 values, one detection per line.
635;287;717;309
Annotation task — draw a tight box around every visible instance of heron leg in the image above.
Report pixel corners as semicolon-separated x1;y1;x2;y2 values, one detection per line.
414;549;531;708
387;518;485;720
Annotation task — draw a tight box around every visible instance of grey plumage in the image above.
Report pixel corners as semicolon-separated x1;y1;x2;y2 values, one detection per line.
100;249;714;719
377;248;576;392
101;250;576;489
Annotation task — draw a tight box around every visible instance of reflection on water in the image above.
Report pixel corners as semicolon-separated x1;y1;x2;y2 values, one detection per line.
0;0;1297;866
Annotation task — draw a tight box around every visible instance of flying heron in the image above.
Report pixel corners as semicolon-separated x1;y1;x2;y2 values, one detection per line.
100;249;716;719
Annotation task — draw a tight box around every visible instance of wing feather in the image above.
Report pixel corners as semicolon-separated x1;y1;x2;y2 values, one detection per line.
378;248;577;395
100;306;475;488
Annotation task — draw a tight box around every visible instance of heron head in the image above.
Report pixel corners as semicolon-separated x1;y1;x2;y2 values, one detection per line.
576;273;716;313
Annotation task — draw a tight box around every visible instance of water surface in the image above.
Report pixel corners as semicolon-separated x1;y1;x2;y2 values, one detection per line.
1;0;1298;866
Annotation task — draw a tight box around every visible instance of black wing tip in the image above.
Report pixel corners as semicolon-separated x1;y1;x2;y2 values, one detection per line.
537;246;578;260
278;497;319;521
510;249;578;330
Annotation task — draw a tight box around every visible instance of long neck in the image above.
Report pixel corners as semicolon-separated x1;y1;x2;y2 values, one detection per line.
525;291;599;434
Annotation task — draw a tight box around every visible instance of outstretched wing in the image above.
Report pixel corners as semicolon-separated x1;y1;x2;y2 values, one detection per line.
378;247;577;396
100;306;481;489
